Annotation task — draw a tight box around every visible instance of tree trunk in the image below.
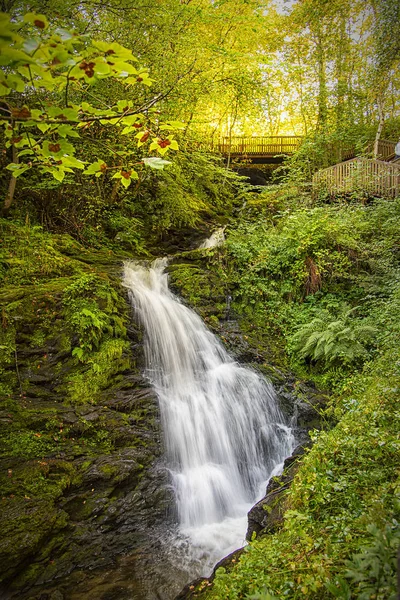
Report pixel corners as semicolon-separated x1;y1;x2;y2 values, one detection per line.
373;95;385;159
4;144;18;211
315;29;328;133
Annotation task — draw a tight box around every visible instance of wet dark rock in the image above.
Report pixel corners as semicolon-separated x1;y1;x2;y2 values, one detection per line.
175;547;246;600
246;442;311;540
0;269;172;600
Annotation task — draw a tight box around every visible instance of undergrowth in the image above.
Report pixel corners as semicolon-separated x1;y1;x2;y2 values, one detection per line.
198;188;400;599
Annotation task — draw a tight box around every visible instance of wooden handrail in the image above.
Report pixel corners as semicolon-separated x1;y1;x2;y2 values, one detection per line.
366;139;396;160
214;136;303;156
313;157;400;199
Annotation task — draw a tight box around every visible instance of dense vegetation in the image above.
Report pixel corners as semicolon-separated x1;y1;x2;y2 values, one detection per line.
179;190;400;599
1;0;399;598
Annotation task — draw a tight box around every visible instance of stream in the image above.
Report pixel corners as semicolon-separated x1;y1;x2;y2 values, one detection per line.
122;257;295;596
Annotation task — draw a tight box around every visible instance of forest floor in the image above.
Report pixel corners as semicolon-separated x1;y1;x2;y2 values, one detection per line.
0;184;399;599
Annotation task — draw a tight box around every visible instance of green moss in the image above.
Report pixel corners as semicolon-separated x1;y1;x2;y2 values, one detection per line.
0;496;69;582
98;463;121;479
168;258;228;320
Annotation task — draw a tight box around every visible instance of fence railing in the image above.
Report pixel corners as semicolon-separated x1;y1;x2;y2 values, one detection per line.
312;157;400;198
366;139;397;161
212;137;396;161
214;136;303;156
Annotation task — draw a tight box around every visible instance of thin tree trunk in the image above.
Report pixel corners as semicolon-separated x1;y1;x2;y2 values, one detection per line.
4;144;18;211
373;96;385;159
315;30;328;133
110;179;121;204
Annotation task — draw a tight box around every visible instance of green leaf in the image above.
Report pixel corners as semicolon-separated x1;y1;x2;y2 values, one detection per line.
83;160;107;175
156;145;170;156
0;81;10;96
61;156;85;169
91;41;138;62
112;61;138;77
94;60;111;76
6;74;25;92
57;124;80;138
72;347;84;361
0;48;35;67
54;27;74;41
17;149;35;157
23;13;49;30
37;122;51;133
23;38;40;54
121;176;132;188
143;157;172;170
5;163;30;177
52;168;65;182
120;114;142;125
117;100;132;112
121;126;136;135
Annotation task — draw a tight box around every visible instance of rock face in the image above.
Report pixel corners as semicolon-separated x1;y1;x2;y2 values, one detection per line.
0;238;174;599
246;442;311;540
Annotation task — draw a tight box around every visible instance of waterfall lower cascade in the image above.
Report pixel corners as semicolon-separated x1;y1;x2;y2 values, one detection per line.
123;259;294;577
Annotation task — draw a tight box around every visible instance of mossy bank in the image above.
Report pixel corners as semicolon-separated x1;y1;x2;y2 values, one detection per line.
173;188;400;600
0;219;173;599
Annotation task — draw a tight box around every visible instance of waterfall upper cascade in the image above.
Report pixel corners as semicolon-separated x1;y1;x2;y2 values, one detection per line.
123;259;294;572
197;227;225;249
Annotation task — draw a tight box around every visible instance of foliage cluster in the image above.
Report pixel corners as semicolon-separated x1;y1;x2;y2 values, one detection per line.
204;336;399;599
191;188;400;599
0;10;181;194
225;190;400;376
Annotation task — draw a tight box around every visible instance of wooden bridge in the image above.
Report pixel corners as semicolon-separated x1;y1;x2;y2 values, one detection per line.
213;135;399;198
214;136;303;160
214;136;396;162
313;157;400;199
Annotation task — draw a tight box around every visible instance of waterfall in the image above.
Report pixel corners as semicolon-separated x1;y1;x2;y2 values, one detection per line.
197;227;225;249
123;258;294;573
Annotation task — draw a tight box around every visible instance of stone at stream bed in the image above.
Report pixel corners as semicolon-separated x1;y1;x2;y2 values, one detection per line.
246;442;311;540
175;547;246;600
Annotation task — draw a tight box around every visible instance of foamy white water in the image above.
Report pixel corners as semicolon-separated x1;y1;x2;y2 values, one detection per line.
198;227;225;249
123;259;294;574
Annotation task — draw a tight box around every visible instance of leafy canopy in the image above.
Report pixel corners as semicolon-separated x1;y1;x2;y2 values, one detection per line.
0;11;182;195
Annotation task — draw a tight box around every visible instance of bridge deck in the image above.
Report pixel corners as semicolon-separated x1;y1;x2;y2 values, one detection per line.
214;136;303;157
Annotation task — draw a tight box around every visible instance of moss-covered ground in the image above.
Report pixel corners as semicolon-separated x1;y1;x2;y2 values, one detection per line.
0;218;162;594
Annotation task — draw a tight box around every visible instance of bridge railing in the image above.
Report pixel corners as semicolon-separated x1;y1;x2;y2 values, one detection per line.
366;139;396;161
313;157;400;199
214;136;303;156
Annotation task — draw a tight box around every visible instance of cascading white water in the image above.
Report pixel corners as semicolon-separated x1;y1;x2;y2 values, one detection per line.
123;258;294;573
197;227;225;249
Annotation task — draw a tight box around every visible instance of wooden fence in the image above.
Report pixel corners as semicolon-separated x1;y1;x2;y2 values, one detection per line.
366;139;397;161
215;136;303;156
312;157;400;198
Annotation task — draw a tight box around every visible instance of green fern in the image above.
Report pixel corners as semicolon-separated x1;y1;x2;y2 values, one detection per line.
290;306;377;367
344;523;400;600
